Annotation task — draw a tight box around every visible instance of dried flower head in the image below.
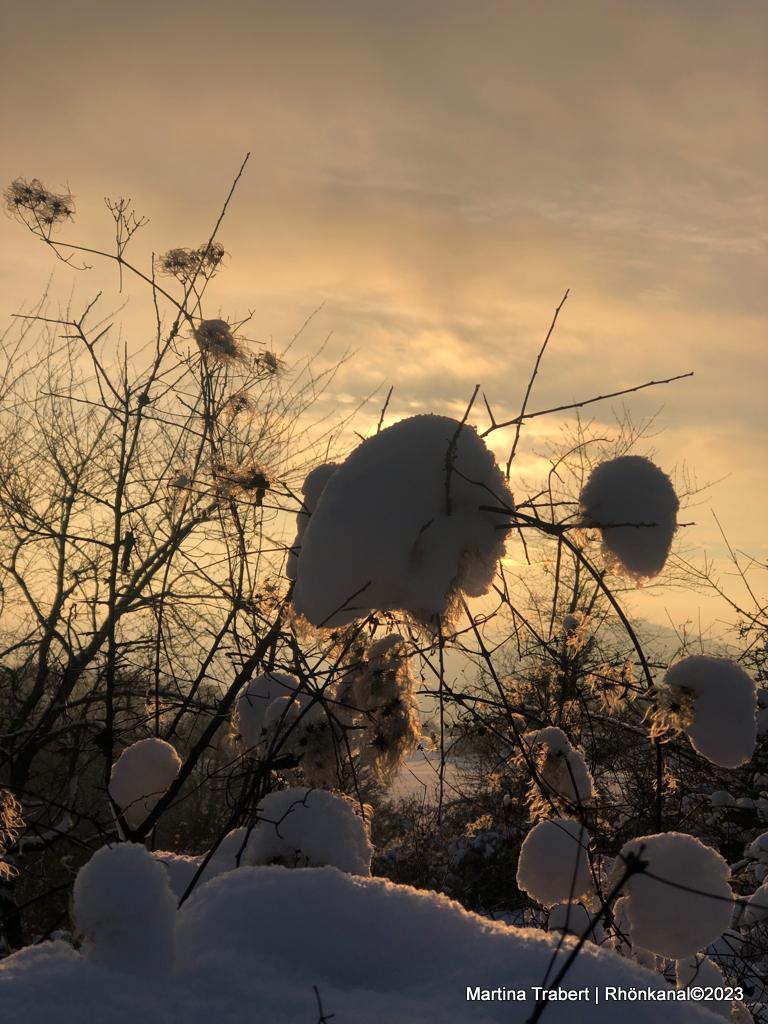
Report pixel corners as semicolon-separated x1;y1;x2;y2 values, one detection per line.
257;350;282;374
5;178;74;234
223;390;256;419
193;319;244;364
159;241;225;281
213;459;270;503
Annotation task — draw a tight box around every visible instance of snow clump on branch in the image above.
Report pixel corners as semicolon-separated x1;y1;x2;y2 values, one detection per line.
291;415;513;628
244;787;372;875
579;455;679;579
516;818;592;908
611;832;733;959
655;655;757;769
520;726;594;816
108;738;181;830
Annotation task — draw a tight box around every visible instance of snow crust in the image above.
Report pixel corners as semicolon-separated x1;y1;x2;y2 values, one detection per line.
613;832;733;959
0;863;724;1023
73;842;176;976
516;818;592;908
108;738;181;829
291;415;513;627
662;656;757;769
244;787;373;875
579;455;678;578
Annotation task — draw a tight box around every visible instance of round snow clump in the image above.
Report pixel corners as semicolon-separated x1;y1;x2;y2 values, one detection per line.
660;656;757;769
235;671;304;750
286;463;338;579
579;455;678;579
109;738;181;829
612;832;732;959
292;415;513;627
245;787;372;875
73;843;176;975
517;818;592;908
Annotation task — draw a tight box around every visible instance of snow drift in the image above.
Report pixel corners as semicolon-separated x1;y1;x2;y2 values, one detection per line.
291;415;513;627
1;858;722;1023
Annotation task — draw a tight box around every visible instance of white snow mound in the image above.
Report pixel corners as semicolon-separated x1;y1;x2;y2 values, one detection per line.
292;414;513;627
1;864;724;1023
579;455;678;578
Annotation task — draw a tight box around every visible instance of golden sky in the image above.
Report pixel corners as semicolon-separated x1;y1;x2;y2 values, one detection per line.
2;0;766;630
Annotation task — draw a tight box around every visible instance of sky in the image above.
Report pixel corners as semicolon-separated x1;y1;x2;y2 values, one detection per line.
1;0;766;631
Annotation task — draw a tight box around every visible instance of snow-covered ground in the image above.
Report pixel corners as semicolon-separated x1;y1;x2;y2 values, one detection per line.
0;857;723;1024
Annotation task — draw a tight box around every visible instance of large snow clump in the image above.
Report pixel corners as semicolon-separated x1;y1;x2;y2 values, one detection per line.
1;862;725;1023
579;455;678;579
659;655;757;769
244;787;372;875
612;832;733;959
516;818;592;908
291;415;513;627
73;842;176;976
108;738;181;829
